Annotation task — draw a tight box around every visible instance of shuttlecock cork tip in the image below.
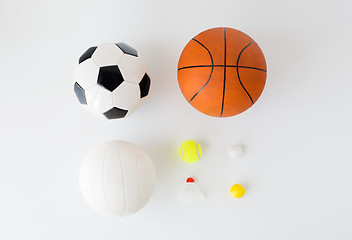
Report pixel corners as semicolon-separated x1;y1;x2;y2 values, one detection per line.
186;177;195;183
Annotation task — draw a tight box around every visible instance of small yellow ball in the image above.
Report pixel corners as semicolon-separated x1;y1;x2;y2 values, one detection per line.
230;184;245;198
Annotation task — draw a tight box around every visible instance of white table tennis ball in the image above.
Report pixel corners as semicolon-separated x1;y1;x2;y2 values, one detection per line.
79;141;156;216
228;145;243;159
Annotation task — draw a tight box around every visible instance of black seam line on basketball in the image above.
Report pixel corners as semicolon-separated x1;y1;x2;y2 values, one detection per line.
191;38;214;65
177;65;267;72
188;38;214;103
220;27;227;117
235;66;267;72
236;41;255;104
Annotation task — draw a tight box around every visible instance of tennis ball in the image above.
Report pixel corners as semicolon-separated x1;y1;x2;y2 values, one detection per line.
230;184;245;198
178;140;202;163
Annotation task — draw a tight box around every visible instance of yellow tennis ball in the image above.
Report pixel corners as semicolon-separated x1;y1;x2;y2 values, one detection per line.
178;140;202;163
230;184;245;198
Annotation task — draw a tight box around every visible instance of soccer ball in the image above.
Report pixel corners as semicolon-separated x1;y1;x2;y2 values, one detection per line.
73;43;151;119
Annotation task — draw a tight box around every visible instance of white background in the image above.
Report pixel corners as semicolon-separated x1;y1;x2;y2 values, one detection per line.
0;0;351;239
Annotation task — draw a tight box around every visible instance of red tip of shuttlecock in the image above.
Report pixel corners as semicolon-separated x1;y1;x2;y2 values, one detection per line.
186;177;195;183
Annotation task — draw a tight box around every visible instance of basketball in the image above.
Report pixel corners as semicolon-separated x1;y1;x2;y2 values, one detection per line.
177;27;267;117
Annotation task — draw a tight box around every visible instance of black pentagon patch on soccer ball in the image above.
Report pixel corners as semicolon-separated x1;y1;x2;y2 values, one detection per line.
74;82;87;105
79;46;97;64
116;43;138;57
139;73;151;98
97;66;124;92
103;107;128;119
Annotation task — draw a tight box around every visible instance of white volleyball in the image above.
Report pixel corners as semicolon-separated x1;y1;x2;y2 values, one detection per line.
79;141;156;216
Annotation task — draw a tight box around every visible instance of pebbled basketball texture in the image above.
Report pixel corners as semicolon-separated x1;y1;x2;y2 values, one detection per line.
177;27;267;117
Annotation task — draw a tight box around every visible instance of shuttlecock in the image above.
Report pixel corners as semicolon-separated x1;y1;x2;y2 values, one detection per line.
178;177;205;203
228;145;243;159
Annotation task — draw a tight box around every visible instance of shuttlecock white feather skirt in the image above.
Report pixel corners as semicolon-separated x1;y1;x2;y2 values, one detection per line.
178;181;205;203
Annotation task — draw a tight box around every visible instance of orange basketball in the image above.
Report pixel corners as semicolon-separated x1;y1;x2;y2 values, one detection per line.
177;27;267;117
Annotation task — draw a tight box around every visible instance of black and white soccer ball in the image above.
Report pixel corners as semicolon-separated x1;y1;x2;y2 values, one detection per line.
73;43;151;119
